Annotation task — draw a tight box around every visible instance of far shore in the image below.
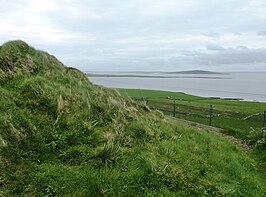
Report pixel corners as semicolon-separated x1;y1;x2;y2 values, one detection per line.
87;73;229;79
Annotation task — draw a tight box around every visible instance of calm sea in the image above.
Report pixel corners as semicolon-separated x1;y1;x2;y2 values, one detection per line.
88;72;266;102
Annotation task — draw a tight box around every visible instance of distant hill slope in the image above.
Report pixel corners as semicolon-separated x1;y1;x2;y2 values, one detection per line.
0;41;265;196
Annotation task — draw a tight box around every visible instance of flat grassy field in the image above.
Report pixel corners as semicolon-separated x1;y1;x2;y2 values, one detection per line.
118;88;266;140
118;88;266;174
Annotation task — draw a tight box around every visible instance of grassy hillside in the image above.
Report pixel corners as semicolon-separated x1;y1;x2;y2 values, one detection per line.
0;41;265;196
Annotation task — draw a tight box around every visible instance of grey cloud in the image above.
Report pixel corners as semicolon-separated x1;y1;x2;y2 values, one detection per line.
183;47;266;65
258;31;266;36
236;46;249;50
233;32;242;36
1;0;266;71
206;44;225;51
202;33;220;38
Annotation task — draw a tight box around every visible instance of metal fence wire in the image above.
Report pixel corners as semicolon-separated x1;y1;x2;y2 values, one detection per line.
133;98;266;129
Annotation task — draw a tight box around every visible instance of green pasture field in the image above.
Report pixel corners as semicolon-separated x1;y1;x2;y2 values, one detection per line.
118;88;266;140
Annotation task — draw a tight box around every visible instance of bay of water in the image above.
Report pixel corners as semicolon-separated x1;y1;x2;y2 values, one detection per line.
88;72;266;102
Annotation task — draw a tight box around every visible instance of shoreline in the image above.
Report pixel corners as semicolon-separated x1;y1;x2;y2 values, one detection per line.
115;87;266;104
116;88;266;103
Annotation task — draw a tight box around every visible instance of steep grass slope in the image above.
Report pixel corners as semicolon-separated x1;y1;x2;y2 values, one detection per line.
0;41;265;196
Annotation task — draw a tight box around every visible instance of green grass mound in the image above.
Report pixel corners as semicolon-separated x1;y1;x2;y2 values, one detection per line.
0;40;265;196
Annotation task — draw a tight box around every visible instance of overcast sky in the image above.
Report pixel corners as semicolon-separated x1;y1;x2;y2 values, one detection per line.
1;0;266;72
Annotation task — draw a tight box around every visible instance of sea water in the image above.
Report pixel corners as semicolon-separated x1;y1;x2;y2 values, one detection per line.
88;72;266;102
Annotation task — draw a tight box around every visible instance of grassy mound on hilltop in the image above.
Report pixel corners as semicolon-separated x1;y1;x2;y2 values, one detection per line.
0;40;265;196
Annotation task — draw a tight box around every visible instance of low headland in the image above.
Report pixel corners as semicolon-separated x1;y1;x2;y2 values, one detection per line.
86;70;228;79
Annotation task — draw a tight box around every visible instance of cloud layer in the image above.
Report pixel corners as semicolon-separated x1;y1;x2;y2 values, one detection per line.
1;0;266;71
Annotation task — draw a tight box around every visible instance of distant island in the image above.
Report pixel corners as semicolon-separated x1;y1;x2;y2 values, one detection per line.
86;70;227;79
86;70;225;75
163;70;224;75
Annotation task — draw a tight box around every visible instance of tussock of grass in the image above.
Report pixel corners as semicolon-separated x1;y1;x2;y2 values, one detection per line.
0;41;265;196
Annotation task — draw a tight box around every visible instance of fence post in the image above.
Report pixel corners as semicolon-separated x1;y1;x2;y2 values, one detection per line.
146;98;149;106
173;100;176;117
209;104;213;126
263;111;266;128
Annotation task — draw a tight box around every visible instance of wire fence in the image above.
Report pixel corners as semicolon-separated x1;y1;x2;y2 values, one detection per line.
133;97;266;129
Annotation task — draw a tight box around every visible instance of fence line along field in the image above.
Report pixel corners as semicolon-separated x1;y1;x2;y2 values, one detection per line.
118;88;266;149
